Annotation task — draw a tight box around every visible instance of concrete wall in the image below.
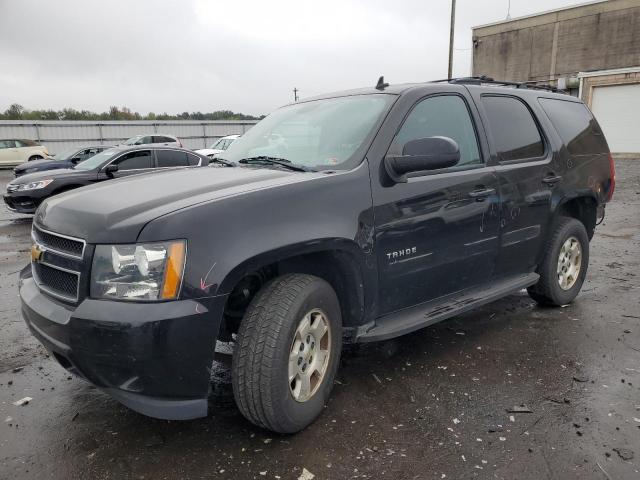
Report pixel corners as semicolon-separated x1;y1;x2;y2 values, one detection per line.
472;0;640;83
0;120;258;154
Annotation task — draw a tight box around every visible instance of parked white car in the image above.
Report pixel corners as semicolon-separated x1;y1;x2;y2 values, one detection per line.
0;139;50;166
195;134;240;157
122;134;182;148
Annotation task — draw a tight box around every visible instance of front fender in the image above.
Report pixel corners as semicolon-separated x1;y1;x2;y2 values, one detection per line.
137;163;376;303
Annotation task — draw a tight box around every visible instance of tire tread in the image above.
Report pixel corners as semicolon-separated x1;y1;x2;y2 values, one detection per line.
528;216;588;306
232;273;318;431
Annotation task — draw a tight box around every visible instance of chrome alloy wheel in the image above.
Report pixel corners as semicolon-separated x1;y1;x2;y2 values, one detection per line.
288;309;331;403
557;236;582;290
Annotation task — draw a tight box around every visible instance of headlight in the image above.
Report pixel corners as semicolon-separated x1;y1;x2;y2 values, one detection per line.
16;179;54;191
91;240;186;301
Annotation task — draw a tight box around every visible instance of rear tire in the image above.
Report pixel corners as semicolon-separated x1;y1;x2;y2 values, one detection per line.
527;217;589;306
232;273;342;433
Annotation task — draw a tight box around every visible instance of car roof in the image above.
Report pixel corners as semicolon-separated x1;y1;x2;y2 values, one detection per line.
106;145;198;154
127;133;177;138
293;79;577;105
68;145;113;150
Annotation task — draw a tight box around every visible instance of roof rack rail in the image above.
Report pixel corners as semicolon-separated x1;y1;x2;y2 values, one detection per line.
431;76;565;93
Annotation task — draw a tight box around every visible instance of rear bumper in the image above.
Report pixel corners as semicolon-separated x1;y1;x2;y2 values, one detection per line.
19;267;227;420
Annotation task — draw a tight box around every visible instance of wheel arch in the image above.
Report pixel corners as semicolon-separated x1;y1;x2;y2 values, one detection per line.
218;239;370;338
554;194;598;239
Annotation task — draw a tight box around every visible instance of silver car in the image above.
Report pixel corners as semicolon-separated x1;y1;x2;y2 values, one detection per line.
122;134;182;148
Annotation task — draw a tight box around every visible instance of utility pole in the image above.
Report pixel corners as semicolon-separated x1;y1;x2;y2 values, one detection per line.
293;87;299;102
448;0;456;79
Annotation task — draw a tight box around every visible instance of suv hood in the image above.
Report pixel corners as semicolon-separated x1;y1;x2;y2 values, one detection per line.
35;166;319;243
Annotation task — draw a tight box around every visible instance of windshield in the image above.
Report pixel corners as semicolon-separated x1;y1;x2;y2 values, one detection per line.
123;135;143;145
219;95;394;170
73;148;118;170
51;147;80;160
208;138;225;149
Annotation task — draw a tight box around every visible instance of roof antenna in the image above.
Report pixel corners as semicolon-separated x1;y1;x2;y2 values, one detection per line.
375;76;389;91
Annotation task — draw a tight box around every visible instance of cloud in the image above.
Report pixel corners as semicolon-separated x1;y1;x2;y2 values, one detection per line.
0;0;584;116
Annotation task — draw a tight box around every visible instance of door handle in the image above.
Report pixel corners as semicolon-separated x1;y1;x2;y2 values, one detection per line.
468;188;496;200
542;174;562;185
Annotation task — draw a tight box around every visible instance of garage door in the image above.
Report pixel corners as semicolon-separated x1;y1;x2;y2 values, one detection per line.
591;83;640;153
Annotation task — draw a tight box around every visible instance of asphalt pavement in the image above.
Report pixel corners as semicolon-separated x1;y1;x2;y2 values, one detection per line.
0;162;639;480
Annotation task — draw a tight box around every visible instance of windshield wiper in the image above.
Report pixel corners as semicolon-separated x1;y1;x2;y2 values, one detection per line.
209;156;236;167
238;156;314;172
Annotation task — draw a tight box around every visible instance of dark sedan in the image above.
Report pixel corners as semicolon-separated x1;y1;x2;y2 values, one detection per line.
4;145;209;214
14;145;112;177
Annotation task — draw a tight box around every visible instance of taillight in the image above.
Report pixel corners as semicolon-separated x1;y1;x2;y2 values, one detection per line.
607;152;615;201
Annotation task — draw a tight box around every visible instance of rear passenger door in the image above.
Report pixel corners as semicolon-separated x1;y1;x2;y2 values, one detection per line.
471;93;556;278
0;140;18;164
155;149;190;169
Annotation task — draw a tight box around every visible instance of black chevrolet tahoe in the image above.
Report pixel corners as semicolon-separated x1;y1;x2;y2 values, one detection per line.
19;77;615;433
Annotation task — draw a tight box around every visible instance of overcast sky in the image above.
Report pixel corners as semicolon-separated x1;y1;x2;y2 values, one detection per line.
0;0;585;116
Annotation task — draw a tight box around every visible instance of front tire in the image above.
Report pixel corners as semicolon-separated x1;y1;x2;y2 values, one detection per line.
232;273;342;433
528;217;589;306
28;155;43;162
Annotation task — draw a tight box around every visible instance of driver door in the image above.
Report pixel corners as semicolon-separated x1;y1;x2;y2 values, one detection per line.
107;150;155;178
373;93;500;315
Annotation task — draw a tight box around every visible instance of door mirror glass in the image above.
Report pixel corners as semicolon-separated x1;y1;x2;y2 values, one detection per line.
384;136;460;183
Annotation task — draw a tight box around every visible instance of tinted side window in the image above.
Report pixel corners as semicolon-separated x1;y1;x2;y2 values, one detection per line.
156;150;188;167
0;140;16;148
395;95;481;166
538;98;606;155
115;150;152;170
187;154;201;166
482;96;544;161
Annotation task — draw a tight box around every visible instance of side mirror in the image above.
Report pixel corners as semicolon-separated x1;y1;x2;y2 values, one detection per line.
384;136;460;183
71;157;82;164
104;164;119;176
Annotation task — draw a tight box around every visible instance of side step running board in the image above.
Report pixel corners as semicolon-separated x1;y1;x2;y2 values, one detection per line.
356;273;539;343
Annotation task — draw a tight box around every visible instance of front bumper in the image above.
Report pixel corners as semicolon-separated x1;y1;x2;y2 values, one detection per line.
3;193;38;213
19;267;226;420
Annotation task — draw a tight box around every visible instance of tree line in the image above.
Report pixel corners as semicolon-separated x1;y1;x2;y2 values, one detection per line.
0;103;263;121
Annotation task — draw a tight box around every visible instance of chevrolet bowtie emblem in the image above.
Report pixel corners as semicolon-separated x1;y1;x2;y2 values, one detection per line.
31;243;45;263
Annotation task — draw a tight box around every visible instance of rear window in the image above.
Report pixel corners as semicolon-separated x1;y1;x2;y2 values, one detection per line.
156;150;189;167
538;98;606;155
482;96;545;161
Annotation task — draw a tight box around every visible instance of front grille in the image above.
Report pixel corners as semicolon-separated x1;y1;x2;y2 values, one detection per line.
33;226;85;258
33;263;79;301
31;226;86;303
